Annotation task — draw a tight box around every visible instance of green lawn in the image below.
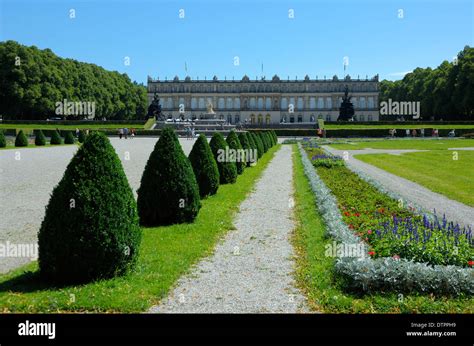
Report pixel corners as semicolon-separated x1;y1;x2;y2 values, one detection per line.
325;124;474;130
329;138;474;150
0;145;279;313
291;145;474;313
0;123;147;130
354;151;474;206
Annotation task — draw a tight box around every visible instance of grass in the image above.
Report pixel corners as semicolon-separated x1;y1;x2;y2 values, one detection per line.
329;138;474;150
325;124;474;130
291;145;474;313
0;145;280;313
0;143;77;150
354;151;474;207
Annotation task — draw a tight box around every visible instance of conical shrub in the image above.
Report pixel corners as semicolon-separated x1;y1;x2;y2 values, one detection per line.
189;134;220;198
246;132;257;159
137;127;201;226
259;132;269;152
35;130;46;146
271;130;278;145
251;132;264;158
38;132;141;284
267;131;275;147
64;131;75;144
209;132;237;184
226;130;245;175
15;130;28;147
0;131;6;148
78;130;86;143
50;130;62;145
238;132;256;166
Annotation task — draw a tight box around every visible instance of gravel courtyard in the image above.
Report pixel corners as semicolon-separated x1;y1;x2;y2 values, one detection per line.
0;137;197;273
149;145;308;313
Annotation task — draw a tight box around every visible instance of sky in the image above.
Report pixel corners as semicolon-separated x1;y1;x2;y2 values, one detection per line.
0;0;473;84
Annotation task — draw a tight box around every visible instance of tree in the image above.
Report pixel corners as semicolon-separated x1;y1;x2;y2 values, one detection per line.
38;132;142;284
0;131;6;148
258;132;269;153
250;132;264;158
15;130;28;147
188;134;220;198
226;130;245;175
50;130;62;144
238;132;256;166
35;129;46;146
78;130;86;143
209;132;238;184
137;127;201;226
64;131;75;144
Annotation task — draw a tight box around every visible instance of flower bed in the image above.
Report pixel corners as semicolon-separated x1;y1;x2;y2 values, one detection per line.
298;143;473;295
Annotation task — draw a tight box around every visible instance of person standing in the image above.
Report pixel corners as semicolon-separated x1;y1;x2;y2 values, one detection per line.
118;128;123;139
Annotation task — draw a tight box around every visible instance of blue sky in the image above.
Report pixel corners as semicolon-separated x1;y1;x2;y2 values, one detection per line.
1;0;473;84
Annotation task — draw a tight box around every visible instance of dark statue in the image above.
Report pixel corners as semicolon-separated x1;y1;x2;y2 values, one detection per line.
147;93;164;120
337;85;355;121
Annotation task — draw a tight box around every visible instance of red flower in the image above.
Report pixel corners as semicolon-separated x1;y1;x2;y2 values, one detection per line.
393;255;400;260
349;224;354;230
379;208;385;213
367;230;372;234
355;213;361;217
368;251;375;256
468;261;474;266
344;211;351;217
365;237;369;241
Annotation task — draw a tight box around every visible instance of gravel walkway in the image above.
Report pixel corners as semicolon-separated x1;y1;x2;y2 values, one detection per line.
323;146;474;228
149;145;308;313
0;138;197;274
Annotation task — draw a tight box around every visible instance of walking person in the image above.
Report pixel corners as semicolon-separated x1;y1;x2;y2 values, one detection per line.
118;128;123;139
75;128;80;138
405;129;410;137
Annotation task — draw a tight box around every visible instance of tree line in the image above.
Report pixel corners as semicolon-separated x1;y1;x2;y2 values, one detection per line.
380;46;473;121
0;40;148;120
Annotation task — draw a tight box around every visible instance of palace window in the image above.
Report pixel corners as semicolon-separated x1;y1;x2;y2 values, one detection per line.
368;115;373;121
265;98;271;110
317;97;324;109
298;114;303;122
226;97;233;109
257;97;264;110
191;98;197;110
290;115;295;123
250;97;256;109
235;114;240;123
167;97;173;109
218;98;225;109
368;97;374;109
326;114;331;121
234;98;240;109
250;114;255;124
280;97;288;110
198;98;205;109
297;97;304;110
266;114;271;124
326;97;332;109
227;114;232;124
359;97;366;109
258;114;263;125
309;97;316;110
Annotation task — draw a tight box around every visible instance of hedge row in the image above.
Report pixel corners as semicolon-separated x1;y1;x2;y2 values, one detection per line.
38;128;278;284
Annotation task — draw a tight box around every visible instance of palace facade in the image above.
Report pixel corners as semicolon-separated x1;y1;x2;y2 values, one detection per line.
147;74;380;124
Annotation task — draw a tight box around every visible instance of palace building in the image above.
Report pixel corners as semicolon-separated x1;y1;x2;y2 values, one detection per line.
147;74;380;124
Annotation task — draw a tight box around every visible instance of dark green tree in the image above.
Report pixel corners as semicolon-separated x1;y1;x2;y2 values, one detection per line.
226;130;245;175
188;134;220;198
137;127;201;226
38;132;142;284
35;129;46;146
251;132;264;158
238;132;256;166
64;131;75;144
78;130;86;143
0;131;6;148
50;130;62;144
258;132;269;153
209;132;238;184
15;130;28;147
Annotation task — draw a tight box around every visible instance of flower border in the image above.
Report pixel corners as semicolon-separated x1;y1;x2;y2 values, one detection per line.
298;143;473;295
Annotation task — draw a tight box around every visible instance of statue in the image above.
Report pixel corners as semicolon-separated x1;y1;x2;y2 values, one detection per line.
206;101;215;115
147;93;164;120
337;85;355;121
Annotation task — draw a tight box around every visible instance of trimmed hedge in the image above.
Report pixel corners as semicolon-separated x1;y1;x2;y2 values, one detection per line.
251;132;264;158
35;130;46;146
78;130;86;143
38;132;142;284
238;132;256;166
0;131;6;147
226;130;245;175
189;134;220;198
64;131;75;144
137;127;201;226
15;130;28;147
50;130;62;144
209;132;238;184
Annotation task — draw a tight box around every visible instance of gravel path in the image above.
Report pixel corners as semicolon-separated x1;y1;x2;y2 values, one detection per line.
149;145;308;313
0;138;197;273
323;146;474;228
